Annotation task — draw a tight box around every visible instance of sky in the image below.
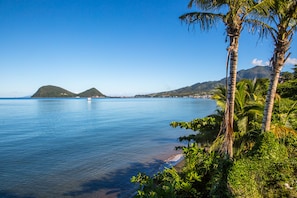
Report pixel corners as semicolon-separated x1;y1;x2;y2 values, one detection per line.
1;0;297;97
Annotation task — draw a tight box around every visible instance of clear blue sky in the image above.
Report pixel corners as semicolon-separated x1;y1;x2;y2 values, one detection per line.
1;0;296;97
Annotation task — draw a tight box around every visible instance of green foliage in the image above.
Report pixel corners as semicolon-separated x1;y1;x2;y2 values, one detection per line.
131;77;297;197
212;79;267;134
281;71;294;81
131;132;297;197
131;151;203;197
278;78;297;100
171;115;222;146
229;132;297;198
272;98;297;133
293;65;297;77
131;145;233;197
232;130;261;157
170;79;290;156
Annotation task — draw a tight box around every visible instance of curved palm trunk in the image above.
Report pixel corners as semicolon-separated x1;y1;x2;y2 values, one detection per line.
261;0;297;132
222;28;240;158
262;67;282;131
262;39;288;132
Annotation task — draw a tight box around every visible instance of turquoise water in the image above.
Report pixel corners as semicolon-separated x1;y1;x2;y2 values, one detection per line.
0;98;216;197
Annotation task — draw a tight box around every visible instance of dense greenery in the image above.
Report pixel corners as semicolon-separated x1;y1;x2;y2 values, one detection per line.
278;65;297;100
132;133;297;197
229;132;297;197
131;77;297;197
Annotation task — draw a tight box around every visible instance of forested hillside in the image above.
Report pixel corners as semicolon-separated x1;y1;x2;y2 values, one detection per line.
136;66;271;97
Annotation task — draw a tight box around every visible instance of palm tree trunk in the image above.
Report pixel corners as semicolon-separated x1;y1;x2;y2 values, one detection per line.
228;41;239;127
222;32;240;158
262;64;283;132
262;40;287;132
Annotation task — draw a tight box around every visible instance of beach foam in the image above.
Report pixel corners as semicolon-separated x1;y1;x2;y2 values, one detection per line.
162;153;184;169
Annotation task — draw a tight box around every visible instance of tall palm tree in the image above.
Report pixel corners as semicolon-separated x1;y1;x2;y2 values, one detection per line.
253;0;297;132
180;0;259;158
213;79;266;133
209;79;266;156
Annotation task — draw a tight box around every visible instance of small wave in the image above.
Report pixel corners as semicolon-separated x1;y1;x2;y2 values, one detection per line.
162;153;184;169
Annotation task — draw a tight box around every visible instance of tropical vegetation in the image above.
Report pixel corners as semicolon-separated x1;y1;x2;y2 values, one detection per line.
132;75;297;198
179;0;263;158
252;0;297;132
131;0;297;197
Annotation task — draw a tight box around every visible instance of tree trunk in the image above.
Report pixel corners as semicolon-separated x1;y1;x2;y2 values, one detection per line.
262;64;284;131
262;39;287;132
222;31;240;158
228;40;239;128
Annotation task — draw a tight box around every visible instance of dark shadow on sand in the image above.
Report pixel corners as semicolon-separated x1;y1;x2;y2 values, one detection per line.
63;159;165;198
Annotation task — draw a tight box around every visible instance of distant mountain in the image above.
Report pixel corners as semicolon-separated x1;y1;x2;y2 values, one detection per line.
78;88;105;98
32;85;106;98
32;85;76;98
136;66;271;97
237;65;271;79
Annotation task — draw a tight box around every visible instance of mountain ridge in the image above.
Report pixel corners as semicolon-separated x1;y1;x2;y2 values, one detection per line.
136;66;271;97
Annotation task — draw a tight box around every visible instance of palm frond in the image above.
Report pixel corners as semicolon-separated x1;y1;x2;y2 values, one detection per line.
233;130;260;157
244;102;264;113
188;0;226;10
251;0;274;17
209;134;224;152
179;12;224;31
271;125;297;138
245;18;277;41
237;116;249;133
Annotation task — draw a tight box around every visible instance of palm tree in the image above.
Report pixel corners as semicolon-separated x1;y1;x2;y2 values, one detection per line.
253;0;297;132
213;79;266;133
180;0;260;158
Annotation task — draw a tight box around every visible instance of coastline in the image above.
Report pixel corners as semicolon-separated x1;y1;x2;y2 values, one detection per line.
85;153;186;198
164;153;184;169
164;153;186;172
75;152;185;198
173;158;185;172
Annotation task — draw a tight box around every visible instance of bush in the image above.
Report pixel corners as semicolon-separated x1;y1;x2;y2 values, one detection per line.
228;132;297;198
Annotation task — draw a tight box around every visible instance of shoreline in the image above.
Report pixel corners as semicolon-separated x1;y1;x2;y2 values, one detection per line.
164;153;185;172
128;153;185;198
164;153;184;168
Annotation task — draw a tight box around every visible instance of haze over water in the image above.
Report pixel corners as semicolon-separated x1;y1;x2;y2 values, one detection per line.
0;98;216;197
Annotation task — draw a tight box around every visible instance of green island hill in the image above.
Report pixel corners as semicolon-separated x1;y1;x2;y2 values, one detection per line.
31;85;106;98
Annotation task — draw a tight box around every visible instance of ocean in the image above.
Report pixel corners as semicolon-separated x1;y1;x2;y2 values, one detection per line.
0;98;216;198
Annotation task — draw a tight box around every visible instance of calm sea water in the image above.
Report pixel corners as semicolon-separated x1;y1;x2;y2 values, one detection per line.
0;98;216;198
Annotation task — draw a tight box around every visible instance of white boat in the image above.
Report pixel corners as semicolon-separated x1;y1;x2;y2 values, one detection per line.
87;97;92;101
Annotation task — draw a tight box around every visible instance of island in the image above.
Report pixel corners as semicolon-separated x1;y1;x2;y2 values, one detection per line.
32;85;106;98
